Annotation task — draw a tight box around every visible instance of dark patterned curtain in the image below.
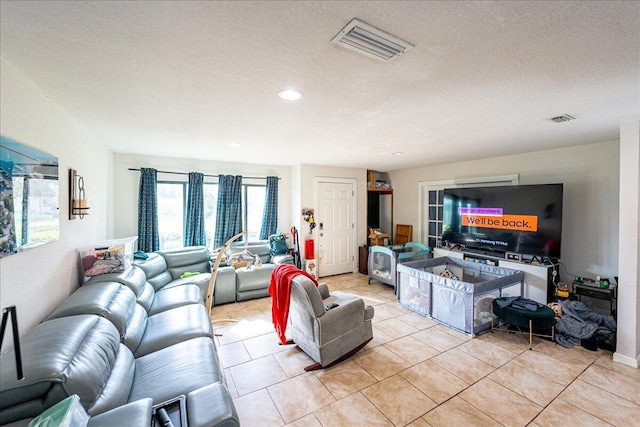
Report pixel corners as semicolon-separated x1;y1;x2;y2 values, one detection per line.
184;172;206;246
213;175;243;248
259;176;279;239
137;167;159;252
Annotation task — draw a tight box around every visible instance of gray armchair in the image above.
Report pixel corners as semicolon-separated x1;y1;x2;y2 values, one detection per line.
289;275;374;371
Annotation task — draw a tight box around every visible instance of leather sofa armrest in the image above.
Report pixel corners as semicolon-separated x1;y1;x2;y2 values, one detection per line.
187;383;239;427
87;398;153;427
270;253;294;265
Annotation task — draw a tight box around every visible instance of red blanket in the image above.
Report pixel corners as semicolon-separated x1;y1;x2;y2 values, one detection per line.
268;264;318;345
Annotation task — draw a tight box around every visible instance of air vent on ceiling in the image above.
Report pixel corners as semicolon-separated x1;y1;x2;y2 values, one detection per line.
550;114;576;123
331;18;414;62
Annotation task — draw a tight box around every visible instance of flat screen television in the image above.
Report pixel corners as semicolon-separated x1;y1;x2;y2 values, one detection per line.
441;184;563;259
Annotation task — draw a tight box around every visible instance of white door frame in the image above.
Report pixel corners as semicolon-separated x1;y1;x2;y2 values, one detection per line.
418;175;519;246
314;177;357;275
418;179;456;245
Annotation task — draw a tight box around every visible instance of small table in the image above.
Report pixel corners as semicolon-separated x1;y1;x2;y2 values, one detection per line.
491;298;556;349
572;281;617;318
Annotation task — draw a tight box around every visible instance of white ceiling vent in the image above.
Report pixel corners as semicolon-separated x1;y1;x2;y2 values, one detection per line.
550;114;576;123
331;18;414;62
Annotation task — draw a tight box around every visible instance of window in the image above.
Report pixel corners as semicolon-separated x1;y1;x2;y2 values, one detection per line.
157;182;185;249
426;189;444;250
244;185;266;241
11;177;59;248
157;180;266;249
203;184;218;247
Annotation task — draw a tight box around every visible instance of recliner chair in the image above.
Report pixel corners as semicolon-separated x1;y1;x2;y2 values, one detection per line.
288;275;374;371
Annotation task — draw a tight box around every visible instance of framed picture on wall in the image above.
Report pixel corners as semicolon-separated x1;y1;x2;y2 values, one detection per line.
0;135;59;257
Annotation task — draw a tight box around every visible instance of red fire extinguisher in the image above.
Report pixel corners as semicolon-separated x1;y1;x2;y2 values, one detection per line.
305;239;315;260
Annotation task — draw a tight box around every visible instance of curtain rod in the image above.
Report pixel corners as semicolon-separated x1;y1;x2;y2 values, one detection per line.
128;168;280;180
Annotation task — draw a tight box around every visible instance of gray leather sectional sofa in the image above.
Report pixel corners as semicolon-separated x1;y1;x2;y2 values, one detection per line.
133;243;293;307
0;246;239;427
206;241;294;305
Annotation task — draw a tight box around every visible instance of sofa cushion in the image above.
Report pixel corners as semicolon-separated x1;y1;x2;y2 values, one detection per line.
45;282;137;337
137;282;157;311
85;266;150;308
229;241;271;264
160;273;210;301
87;399;153;427
84;265;202;315
42;280;147;353
158;246;211;280
0;316;131;422
186;383;240;427
133;304;213;357
90;343;136;415
134;253;172;291
42;280;211;357
212;266;236;306
148;284;202;315
129;337;222;406
123;305;148;353
271;253;294;265
236;264;275;293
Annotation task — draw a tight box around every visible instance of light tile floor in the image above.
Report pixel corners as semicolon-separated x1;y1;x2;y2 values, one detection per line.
210;273;640;427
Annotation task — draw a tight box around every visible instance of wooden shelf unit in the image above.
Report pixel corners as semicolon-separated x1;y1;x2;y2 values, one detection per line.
367;170;393;245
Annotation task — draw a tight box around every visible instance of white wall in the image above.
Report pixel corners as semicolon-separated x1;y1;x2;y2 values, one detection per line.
389;141;620;283
112;153;292;240
615;120;640;368
0;58;110;350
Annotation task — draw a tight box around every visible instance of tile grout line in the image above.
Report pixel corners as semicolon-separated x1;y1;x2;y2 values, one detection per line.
224;273;630;426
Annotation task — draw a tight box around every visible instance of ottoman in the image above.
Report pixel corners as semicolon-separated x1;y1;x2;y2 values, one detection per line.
492;297;556;349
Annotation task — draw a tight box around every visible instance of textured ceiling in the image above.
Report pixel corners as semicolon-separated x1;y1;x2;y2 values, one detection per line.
1;1;638;171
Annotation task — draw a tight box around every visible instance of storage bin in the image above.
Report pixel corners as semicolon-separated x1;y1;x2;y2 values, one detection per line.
79;236;138;277
397;257;524;335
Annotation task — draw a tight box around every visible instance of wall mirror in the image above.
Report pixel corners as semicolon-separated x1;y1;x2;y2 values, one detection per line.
0;136;59;257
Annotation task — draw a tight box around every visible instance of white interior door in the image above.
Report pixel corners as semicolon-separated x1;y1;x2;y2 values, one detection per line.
317;180;355;277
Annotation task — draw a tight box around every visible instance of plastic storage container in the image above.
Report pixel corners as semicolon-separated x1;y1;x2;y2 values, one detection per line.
79;236;138;277
28;394;89;427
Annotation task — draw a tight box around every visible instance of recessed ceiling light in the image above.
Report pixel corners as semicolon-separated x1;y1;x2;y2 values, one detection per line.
278;89;302;101
392;152;403;156
228;142;240;147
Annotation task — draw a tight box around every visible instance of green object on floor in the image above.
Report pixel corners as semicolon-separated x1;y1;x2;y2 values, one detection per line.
180;271;200;279
492;298;556;349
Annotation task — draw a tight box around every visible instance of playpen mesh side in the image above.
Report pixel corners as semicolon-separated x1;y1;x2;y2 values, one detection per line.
398;257;524;335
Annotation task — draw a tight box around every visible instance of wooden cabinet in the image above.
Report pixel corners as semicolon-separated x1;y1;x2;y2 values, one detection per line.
359;245;368;274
